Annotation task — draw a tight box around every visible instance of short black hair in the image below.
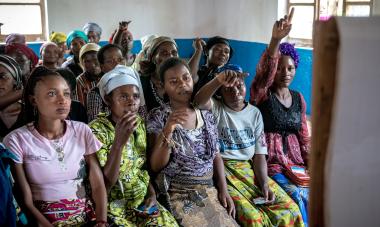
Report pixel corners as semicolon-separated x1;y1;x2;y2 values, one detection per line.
205;36;234;61
158;57;190;83
97;43;123;64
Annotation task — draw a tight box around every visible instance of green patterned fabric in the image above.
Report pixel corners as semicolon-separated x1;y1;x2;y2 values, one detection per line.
89;113;178;226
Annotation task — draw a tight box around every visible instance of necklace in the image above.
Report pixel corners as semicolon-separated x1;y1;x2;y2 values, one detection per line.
150;80;166;106
50;139;67;170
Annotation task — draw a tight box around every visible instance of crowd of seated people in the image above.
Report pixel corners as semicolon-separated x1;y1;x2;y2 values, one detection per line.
0;9;311;227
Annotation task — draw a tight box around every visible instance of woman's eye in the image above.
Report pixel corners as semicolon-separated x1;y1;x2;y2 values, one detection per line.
64;92;71;97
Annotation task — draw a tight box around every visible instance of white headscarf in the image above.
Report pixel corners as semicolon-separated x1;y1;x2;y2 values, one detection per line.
98;65;144;103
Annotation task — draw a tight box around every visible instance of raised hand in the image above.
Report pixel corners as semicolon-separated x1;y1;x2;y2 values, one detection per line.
193;37;206;51
118;21;131;31
272;7;294;40
216;70;248;87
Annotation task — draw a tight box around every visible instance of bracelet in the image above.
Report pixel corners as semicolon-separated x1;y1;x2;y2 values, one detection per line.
161;132;180;149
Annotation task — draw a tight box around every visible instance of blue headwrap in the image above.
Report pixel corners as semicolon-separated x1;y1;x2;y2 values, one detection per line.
216;63;244;74
82;22;102;36
66;30;88;48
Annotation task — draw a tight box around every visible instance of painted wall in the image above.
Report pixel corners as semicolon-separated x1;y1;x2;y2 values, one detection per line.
39;0;313;114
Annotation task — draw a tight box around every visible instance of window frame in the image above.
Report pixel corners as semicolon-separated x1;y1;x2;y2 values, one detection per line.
287;0;373;47
0;0;46;42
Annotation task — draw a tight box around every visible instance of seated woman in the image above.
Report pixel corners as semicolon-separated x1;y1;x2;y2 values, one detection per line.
39;42;60;70
0;55;24;140
3;66;107;226
74;43;101;109
192;36;233;95
250;11;310;226
194;65;304;227
49;32;67;67
89;65;178;226
147;57;239;226
83;22;102;44
62;30;88;77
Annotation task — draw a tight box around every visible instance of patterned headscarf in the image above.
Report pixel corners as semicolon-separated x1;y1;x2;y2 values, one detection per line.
49;32;67;44
0;54;23;89
5;43;39;68
66;30;88;48
279;42;300;68
5;33;26;45
83;22;102;36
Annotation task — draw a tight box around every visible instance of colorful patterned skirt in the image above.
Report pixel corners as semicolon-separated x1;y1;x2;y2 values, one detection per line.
34;198;95;226
157;172;239;227
224;160;305;227
272;173;309;227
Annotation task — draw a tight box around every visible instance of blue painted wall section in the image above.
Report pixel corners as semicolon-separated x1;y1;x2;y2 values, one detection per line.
27;39;313;114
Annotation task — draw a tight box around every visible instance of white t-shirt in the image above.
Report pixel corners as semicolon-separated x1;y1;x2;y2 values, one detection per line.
3;120;102;201
211;99;267;160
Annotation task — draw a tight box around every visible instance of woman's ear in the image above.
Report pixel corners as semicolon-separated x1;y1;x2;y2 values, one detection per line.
29;95;37;107
104;94;112;106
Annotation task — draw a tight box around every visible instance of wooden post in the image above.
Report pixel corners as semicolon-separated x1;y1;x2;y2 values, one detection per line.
309;17;339;227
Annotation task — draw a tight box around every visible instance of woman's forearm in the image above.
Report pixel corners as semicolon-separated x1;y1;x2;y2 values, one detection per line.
150;132;172;173
253;154;269;189
213;153;228;192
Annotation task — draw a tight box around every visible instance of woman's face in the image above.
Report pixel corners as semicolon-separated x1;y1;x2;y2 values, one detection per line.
70;37;86;57
121;30;134;53
274;56;296;88
31;76;71;121
87;31;100;44
207;43;230;67
153;42;178;66
8;51;31;79
82;51;101;76
163;64;193;104
220;77;246;108
101;47;125;73
42;44;59;65
0;65;16;97
108;85;140;120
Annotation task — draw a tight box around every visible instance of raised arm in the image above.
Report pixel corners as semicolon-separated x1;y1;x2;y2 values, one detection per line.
188;38;206;84
250;8;294;105
194;70;242;110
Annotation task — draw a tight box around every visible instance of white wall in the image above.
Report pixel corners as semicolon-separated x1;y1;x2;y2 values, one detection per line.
46;0;277;43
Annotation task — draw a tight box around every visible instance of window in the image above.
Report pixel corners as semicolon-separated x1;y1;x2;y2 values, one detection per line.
287;0;373;46
0;0;46;42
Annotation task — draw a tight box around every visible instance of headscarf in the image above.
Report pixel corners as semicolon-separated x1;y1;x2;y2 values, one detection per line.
215;63;243;74
98;64;140;102
5;33;26;45
279;42;300;68
83;22;102;36
205;36;234;61
79;43;100;68
5;44;39;68
146;36;177;62
0;55;23;89
49;32;67;44
39;42;58;56
66;30;88;48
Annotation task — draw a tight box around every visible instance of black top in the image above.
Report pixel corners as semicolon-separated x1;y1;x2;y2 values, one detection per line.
0;106;25;139
69;100;88;124
63;56;83;77
193;65;217;96
258;90;302;134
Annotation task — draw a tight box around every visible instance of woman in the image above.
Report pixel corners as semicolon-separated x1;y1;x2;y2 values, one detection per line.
193;36;233;95
194;64;304;227
74;43;101;108
89;65;178;226
49;32;67;67
110;21;135;66
3;66;107;226
147;57;238;226
5;43;39;85
83;22;102;44
40;42;60;70
0;55;24;140
250;11;310;226
62;30;88;77
5;34;26;45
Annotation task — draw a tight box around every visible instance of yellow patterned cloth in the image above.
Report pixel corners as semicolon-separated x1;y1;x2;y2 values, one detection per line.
224;160;305;227
89;113;178;226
